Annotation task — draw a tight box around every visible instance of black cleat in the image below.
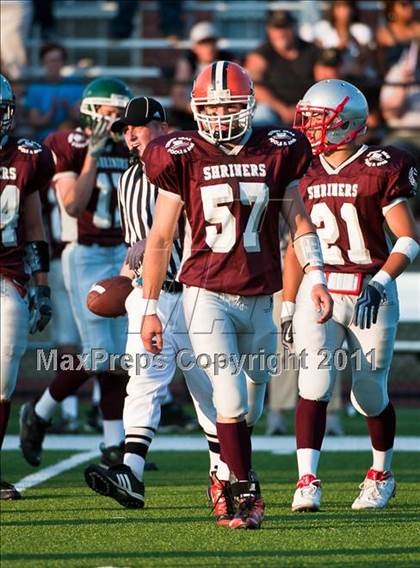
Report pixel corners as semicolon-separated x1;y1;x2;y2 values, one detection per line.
84;464;145;508
0;480;21;500
19;402;50;467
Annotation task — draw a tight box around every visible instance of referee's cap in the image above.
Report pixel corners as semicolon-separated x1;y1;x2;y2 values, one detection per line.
111;96;166;133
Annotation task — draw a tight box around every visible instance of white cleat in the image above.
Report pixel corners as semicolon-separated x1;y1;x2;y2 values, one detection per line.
292;474;322;512
352;469;396;510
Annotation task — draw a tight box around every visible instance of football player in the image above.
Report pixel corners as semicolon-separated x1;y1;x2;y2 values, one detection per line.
84;97;232;521
140;61;333;529
20;77;132;468
0;74;54;499
288;79;419;511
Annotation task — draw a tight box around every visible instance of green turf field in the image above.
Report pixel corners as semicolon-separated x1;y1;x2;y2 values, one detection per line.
1;445;420;567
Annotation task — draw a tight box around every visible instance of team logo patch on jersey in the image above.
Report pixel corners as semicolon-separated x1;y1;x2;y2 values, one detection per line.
17;139;43;154
68;130;89;148
165;137;195;155
408;166;418;191
268;129;297;147
364;150;391;167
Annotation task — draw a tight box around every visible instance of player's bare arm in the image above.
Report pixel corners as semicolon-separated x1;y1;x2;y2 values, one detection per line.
57;157;98;218
382;201;419;280
141;192;183;353
281;183;333;323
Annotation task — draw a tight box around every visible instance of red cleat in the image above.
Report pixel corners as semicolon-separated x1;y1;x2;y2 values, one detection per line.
229;495;265;530
208;472;235;526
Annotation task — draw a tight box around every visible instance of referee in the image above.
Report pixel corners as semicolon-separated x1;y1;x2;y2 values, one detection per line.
84;98;231;522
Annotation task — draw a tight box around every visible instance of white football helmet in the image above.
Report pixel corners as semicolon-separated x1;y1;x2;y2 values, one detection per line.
0;74;16;138
294;79;368;154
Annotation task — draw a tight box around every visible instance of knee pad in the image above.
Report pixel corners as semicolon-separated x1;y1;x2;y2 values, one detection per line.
213;382;247;419
298;370;334;403
350;385;388;417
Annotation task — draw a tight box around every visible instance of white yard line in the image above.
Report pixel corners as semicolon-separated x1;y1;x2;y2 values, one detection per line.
14;450;100;493
4;435;420;453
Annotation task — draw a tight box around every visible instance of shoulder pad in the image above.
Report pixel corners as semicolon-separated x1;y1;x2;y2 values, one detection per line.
267;129;298;148
164;135;195;155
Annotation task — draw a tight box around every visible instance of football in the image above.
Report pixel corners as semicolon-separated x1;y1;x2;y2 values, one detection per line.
86;275;133;317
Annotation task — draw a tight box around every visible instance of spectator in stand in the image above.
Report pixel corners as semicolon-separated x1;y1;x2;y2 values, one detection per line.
171;21;235;129
25;42;84;141
0;0;33;80
313;48;343;81
376;0;420;74
300;0;377;83
245;10;320;126
380;41;420;213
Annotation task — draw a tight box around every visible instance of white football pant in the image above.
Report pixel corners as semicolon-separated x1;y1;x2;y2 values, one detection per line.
182;286;277;422
49;258;80;347
62;242;127;370
0;276;29;401
124;288;217;446
294;275;399;417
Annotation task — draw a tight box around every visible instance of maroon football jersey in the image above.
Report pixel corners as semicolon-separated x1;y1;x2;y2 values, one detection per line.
0;136;55;285
44;128;128;246
299;144;418;274
143;128;312;295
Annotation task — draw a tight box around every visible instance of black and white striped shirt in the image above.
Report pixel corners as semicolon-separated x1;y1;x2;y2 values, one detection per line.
118;162;182;280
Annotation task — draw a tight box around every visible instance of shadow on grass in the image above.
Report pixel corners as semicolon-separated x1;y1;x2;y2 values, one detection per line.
2;547;419;562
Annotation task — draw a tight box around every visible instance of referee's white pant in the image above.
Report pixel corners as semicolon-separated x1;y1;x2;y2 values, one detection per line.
182;286;277;422
124;288;218;458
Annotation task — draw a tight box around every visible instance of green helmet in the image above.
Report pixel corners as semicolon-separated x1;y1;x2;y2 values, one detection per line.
80;77;132;129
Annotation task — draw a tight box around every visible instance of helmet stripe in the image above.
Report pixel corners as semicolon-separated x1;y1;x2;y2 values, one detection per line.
215;60;226;91
211;62;217;91
222;61;228;90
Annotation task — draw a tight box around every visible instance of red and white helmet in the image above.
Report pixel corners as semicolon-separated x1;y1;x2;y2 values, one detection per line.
191;61;255;143
294;79;368;155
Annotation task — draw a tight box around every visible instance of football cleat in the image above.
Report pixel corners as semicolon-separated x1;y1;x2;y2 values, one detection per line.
229;495;265;530
292;474;322;512
0;480;21;500
19;402;50;467
208;472;235;526
100;442;124;467
84;463;145;508
351;469;396;510
229;473;265;529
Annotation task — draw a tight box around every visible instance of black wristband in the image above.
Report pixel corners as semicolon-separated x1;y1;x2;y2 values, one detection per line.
25;241;50;273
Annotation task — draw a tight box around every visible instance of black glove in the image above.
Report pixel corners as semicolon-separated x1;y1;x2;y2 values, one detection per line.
353;282;385;329
281;316;294;352
88;117;111;158
28;286;52;334
126;240;147;271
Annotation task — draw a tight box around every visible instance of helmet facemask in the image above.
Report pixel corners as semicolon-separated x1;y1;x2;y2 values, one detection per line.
80;94;129;132
0;100;15;138
191;91;255;144
294;96;366;155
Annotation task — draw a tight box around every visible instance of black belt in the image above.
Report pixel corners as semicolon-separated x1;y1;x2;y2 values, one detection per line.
162;280;183;294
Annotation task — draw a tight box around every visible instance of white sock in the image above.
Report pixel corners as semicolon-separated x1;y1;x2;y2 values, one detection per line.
371;447;393;472
124;452;145;481
208;449;220;474
61;396;78;420
35;389;58;421
103;419;124;447
297;448;321;478
215;458;230;482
